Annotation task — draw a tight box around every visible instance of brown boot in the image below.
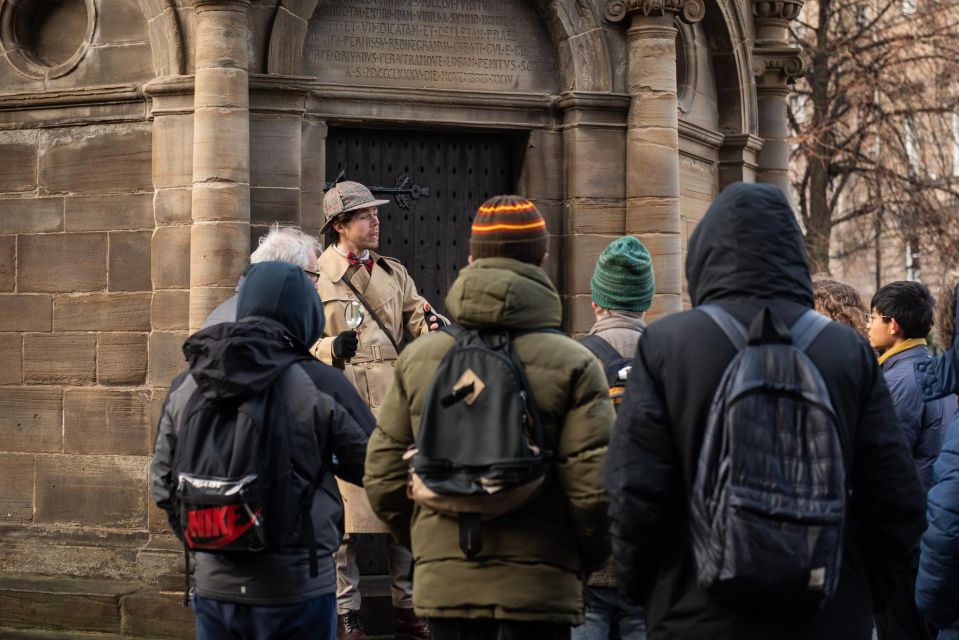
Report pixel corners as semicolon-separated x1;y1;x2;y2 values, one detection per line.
394;607;429;640
337;610;368;640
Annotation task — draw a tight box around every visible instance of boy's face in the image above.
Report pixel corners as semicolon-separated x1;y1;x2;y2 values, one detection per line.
867;307;899;351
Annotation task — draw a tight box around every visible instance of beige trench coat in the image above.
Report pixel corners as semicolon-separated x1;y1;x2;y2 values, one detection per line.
312;245;435;532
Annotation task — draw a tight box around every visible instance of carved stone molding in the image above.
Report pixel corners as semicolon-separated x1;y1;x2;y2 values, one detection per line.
605;0;705;24
193;0;252;11
752;0;804;23
753;47;806;82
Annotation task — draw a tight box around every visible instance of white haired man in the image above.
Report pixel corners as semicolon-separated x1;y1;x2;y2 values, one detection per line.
202;224;321;328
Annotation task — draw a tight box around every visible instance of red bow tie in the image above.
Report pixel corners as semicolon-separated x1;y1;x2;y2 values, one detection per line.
347;253;373;272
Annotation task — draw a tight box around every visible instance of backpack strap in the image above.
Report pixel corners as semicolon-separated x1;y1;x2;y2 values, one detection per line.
578;334;623;365
698;304;748;351
790;310;831;352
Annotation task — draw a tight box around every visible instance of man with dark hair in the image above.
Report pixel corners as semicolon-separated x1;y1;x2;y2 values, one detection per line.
313;181;441;640
868;280;956;490
365;195;614;640
606;183;925;639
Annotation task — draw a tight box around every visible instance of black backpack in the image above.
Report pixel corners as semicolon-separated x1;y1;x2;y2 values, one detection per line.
690;305;846;613
578;334;635;410
170;382;320;603
408;325;555;559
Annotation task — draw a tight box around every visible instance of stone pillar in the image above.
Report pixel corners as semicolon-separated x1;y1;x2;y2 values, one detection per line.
189;0;252;330
753;0;805;193
605;0;704;319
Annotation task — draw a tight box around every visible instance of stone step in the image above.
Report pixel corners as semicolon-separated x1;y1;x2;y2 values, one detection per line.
0;575;141;635
0;628;170;640
121;589;195;639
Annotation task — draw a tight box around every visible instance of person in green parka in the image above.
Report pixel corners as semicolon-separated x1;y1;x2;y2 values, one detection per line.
364;195;616;640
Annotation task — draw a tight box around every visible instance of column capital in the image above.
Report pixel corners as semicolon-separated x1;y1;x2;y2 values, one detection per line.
752;0;804;24
753;46;806;85
605;0;705;24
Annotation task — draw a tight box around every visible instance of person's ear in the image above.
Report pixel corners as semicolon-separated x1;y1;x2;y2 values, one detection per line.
890;317;901;335
536;252;549;268
467;255;474;265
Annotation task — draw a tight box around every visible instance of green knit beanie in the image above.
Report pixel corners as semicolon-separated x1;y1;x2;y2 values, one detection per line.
591;236;655;312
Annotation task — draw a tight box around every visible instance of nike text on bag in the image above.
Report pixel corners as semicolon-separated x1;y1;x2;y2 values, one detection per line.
690;306;846;613
170;386;319;603
407;325;552;559
578;334;633;409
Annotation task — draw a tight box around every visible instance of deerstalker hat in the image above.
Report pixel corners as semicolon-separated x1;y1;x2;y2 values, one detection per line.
321;181;390;233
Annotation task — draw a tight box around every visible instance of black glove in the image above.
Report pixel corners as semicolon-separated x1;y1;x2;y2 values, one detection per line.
427;312;450;332
332;330;358;359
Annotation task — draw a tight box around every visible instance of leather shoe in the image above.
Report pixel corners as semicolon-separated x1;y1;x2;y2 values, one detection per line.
394;607;429;640
337;610;367;640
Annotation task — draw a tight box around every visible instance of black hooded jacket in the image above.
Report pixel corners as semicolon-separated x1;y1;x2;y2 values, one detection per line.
150;262;375;605
605;184;925;639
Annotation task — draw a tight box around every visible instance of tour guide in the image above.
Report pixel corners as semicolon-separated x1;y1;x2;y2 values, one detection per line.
312;180;444;640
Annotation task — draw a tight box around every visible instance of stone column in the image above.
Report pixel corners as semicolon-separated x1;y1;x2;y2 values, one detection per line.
753;0;805;193
189;0;252;330
605;0;704;319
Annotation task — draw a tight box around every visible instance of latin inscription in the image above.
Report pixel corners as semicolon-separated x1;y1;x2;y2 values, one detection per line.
305;0;559;92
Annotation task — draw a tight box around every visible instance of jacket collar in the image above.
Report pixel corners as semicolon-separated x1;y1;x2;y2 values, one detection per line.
879;339;928;368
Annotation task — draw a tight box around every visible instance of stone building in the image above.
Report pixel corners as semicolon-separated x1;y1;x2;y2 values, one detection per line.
0;0;802;636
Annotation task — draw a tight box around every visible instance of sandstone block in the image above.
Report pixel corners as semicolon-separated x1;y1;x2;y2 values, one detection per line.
152;225;190;289
301;119;328;191
153;116;194;189
155;187;192;224
0;235;14;291
190;221;249;287
148;331;188;387
151;289;189;330
519;130;563;201
96;0;151;44
190;286;234;332
0;453;34;522
568;199;625;234
251;115;301;188
565;127;626;198
64;389;151;456
97;333;148;385
636;232;681;295
35;455;148;528
0;333;22;384
54;293;151;331
40;125;152;195
625;198;681;235
109;231;152;291
23;333;97;385
46;42;154;90
192;181;251;223
568;294;597;336
0;143;38;192
0;294;52;331
195;67;249;109
0;575;140;633
0;387;62;453
0;197;63;234
251;187;299;226
18;232;107;293
567;233;620;294
627;137;680;198
193;108;250;184
121;589;197;639
65;193;153;231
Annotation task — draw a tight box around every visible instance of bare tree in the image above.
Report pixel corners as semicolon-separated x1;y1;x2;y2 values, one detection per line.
789;0;959;281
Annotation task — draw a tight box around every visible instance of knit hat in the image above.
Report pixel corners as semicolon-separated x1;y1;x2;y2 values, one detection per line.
591;236;655;312
321;181;390;233
469;195;549;264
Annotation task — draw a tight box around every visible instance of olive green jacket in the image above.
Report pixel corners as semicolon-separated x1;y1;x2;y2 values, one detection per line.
364;257;614;624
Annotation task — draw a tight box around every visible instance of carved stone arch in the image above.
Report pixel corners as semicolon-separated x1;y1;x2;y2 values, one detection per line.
532;0;614;93
266;0;317;75
137;0;185;76
703;0;757;135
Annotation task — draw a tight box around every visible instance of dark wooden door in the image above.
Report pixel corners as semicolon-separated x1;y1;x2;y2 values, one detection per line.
325;128;517;315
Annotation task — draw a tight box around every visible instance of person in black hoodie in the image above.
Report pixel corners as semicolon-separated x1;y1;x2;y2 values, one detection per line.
605;183;926;639
151;261;374;640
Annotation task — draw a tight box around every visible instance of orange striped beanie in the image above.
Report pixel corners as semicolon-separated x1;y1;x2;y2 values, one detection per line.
469;195;548;264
